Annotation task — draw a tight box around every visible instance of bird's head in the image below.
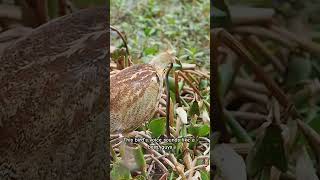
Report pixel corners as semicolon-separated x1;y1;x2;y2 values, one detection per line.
149;50;176;76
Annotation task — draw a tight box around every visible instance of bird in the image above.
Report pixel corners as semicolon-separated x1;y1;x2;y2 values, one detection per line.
0;7;107;179
110;51;175;134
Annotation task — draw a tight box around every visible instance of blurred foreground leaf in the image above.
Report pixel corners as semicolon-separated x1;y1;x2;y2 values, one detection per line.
296;147;319;180
111;161;132;180
213;144;247;180
133;145;147;178
247;124;288;177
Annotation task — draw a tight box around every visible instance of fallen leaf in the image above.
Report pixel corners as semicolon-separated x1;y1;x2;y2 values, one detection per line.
176;107;188;124
201;108;210;123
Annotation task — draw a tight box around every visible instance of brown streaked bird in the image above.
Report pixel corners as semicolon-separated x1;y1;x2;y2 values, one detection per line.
0;8;107;179
110;51;175;134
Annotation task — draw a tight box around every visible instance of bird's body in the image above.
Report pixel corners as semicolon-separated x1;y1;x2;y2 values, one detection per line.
110;51;174;134
0;7;107;179
110;64;162;133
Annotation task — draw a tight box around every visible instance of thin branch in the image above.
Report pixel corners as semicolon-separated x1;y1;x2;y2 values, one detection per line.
110;25;130;57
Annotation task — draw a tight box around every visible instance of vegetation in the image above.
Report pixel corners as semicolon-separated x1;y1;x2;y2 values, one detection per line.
111;0;210;67
110;0;210;179
213;0;320;179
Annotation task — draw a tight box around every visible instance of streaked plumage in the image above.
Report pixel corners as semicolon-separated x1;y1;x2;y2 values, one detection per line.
110;51;174;133
0;7;107;179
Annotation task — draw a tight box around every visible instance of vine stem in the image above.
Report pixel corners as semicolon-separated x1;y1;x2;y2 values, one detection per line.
110;25;130;56
110;25;131;67
166;63;173;138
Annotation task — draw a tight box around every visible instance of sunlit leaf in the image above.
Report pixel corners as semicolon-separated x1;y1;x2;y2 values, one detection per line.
200;170;210;180
188;124;209;137
144;46;158;55
198;124;210;137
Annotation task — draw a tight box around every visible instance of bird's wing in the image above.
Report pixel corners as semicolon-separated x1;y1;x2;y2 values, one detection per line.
110;64;162;133
110;64;160;113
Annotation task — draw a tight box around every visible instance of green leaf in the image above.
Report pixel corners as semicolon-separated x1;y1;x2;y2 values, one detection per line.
184;48;194;55
198;124;210;137
133;145;146;170
195;52;204;57
144;46;158;55
188;100;200;117
187;124;209;137
173;63;183;70
200;170;210;180
168;77;176;93
134;175;146;180
189;139;196;149
143;27;156;37
199;79;208;90
169;171;175;180
188;125;200;136
148;117;166;138
178;81;184;93
247;123;288;177
110;161;132;180
181;125;187;137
